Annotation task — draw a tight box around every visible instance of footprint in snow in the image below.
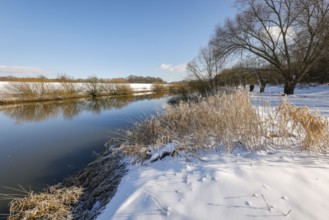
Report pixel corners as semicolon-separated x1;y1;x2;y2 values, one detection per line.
245;201;253;206
281;195;289;200
252;193;261;198
269;205;276;212
184;176;190;184
262;184;270;189
166;206;172;216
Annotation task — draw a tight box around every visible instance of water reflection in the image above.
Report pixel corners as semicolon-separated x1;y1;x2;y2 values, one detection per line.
0;93;167;123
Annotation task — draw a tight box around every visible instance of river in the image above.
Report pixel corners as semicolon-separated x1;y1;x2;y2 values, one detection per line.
0;93;171;217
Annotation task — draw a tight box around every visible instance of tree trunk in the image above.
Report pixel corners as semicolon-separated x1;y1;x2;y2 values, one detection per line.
284;81;297;95
256;72;268;93
259;82;267;93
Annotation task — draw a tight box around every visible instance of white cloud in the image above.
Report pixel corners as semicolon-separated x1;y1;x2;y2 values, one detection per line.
265;26;295;43
0;65;48;75
160;63;187;73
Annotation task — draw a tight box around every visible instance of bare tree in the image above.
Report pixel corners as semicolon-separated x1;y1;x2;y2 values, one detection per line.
86;76;101;97
211;0;329;94
187;45;224;94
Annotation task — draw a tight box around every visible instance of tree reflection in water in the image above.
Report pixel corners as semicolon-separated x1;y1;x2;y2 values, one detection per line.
0;93;168;123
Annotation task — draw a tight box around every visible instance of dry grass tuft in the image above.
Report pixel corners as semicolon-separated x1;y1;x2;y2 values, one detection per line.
4;82;57;98
151;83;167;93
7;186;82;220
113;84;133;96
276;97;329;151
115;91;266;160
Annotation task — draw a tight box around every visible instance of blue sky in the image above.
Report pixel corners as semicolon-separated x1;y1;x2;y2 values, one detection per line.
0;0;236;82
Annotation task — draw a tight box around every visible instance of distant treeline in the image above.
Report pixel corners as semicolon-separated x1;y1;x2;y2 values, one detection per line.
188;62;329;96
0;74;166;84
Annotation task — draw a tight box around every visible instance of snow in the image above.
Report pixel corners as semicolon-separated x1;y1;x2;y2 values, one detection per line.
148;143;177;162
97;85;329;220
129;83;153;91
0;82;155;93
98;149;329;220
251;85;329;117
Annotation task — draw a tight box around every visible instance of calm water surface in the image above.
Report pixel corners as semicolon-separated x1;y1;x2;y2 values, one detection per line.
0;94;170;215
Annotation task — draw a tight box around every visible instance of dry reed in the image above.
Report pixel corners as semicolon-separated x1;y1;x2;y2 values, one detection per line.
276;97;329;151
115;91;267;160
151;83;167;93
4;82;57;97
114;91;329;161
0;81;136;105
6;186;82;220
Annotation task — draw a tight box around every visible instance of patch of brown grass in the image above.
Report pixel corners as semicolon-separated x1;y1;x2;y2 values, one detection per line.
151;83;167;93
4;82;57;97
276;97;329;151
7;186;82;220
168;82;190;94
113;84;133;96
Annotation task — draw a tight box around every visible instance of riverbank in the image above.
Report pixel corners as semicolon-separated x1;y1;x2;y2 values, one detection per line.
4;85;329;219
0;82;176;105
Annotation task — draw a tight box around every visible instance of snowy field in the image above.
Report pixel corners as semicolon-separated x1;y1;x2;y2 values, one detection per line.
97;85;329;220
98;150;329;220
252;84;329;117
0;81;154;93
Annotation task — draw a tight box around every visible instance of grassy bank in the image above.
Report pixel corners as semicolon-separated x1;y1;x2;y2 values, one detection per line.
0;81;189;105
0;82;137;105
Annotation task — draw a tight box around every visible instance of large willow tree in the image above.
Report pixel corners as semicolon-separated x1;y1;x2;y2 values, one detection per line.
211;0;329;94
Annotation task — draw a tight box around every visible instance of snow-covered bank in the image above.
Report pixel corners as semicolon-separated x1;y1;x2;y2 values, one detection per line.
98;149;329;220
0;82;158;104
0;82;154;93
97;85;329;220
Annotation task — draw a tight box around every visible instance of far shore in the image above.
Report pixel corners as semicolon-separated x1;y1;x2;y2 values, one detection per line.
0;82;180;105
0;90;151;105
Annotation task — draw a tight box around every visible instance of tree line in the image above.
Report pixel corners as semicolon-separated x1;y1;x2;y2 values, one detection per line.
0;74;166;84
188;0;329;95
